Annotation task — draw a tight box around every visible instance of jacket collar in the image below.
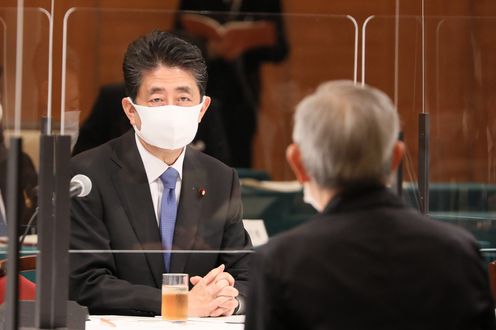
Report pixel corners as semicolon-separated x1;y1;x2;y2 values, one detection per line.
322;183;406;216
110;131;164;287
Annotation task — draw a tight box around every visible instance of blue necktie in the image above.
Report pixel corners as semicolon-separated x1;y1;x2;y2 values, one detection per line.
159;167;179;272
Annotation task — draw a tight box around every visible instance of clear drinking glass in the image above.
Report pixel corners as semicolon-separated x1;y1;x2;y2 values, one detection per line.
161;273;189;322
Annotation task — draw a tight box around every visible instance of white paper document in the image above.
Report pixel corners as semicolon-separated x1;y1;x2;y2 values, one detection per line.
87;315;245;329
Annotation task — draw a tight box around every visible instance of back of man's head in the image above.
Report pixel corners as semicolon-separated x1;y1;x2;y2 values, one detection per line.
293;80;400;190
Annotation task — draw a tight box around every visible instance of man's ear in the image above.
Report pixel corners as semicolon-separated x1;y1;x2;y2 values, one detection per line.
198;96;211;123
390;141;405;172
286;143;311;183
122;97;138;126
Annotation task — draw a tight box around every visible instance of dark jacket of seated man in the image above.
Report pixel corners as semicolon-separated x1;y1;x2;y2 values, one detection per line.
69;131;251;316
245;80;496;330
246;184;496;330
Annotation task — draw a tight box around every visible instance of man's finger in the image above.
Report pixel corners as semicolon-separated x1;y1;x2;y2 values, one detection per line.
214;278;230;292
215;285;239;298
202;264;225;285
207;296;232;311
218;297;238;310
209;307;230;318
209;298;237;317
213;272;235;287
190;276;202;286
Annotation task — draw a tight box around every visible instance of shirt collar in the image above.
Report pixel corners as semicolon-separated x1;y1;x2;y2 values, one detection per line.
134;134;185;184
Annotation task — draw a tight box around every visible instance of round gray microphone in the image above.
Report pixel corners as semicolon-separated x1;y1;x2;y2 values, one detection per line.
70;174;92;197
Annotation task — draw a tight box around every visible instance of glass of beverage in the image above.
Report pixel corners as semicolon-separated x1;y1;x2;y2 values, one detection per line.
162;273;189;322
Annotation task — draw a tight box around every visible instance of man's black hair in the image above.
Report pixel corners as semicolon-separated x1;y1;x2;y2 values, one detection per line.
123;30;207;101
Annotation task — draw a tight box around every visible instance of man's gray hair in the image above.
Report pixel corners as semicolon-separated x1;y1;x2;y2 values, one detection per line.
293;80;400;189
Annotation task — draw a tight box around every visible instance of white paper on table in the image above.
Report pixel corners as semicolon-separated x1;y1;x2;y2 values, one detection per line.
242;219;268;247
188;315;245;324
87;315;244;329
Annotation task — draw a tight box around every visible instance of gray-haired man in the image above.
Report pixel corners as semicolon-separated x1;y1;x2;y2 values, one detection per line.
245;81;495;330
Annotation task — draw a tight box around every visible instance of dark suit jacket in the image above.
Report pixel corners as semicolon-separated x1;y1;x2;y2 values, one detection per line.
245;185;496;330
69;130;251;316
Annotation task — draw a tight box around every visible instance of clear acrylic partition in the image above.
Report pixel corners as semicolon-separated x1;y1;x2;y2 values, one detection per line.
431;16;496;258
0;5;49;262
58;8;357;317
364;15;496;259
62;8;358;242
0;3;491;324
362;15;424;204
5;3;494;321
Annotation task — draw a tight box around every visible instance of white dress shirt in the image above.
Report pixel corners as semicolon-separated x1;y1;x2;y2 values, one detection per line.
134;134;185;226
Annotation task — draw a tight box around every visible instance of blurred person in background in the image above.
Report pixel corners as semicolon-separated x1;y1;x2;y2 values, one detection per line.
245;80;496;330
0;66;37;236
175;0;289;168
74;0;290;167
0;108;37;236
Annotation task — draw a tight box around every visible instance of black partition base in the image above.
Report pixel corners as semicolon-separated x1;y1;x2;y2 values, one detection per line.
0;135;87;330
418;113;430;214
34;135;87;329
395;131;404;197
0;301;87;330
4;138;22;330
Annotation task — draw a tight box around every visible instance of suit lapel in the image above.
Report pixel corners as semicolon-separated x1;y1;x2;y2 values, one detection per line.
110;131;164;287
169;147;206;273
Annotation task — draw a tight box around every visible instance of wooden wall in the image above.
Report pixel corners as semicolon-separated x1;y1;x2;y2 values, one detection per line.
1;0;496;183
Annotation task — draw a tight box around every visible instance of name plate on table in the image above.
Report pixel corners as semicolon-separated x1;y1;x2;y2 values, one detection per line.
242;219;268;247
0;234;37;247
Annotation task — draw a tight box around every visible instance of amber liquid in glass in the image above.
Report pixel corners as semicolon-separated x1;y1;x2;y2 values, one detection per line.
161;285;188;321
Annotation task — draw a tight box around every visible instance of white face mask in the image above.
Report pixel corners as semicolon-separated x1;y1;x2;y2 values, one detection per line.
129;97;204;150
303;182;321;212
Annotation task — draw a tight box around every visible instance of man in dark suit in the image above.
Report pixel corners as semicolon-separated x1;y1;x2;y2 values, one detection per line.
245;81;496;330
69;31;251;317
